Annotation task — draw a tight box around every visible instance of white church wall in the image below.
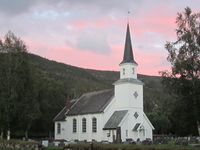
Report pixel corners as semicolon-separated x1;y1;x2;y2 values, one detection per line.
77;114;103;142
126;111;143;141
119;114;129;142
114;83;143;111
102;97;118;142
102;83;151;142
102;130;116;143
59;113;104;142
55;121;67;140
143;114;154;140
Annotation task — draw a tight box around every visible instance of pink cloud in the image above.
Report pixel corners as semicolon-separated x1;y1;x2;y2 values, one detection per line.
129;6;177;39
135;48;170;75
71;21;88;30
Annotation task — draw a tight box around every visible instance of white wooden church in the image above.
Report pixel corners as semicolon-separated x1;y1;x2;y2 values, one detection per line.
54;23;154;142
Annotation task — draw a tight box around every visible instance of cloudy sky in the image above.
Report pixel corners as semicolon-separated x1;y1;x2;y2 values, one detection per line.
0;0;199;75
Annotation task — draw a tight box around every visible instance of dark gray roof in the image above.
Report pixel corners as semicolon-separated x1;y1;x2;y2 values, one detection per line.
53;99;77;122
120;23;137;65
103;110;128;130
53;106;67;122
133;123;141;131
67;89;114;116
114;78;144;85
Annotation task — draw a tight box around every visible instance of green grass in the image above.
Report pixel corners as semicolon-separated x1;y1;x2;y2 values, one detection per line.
43;147;63;150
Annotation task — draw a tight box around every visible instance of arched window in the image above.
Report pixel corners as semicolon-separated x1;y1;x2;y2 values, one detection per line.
57;123;61;134
123;68;125;75
132;68;135;74
82;118;86;132
73;119;77;133
92;117;97;133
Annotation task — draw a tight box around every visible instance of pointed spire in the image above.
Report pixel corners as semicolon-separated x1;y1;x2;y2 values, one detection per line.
120;23;137;65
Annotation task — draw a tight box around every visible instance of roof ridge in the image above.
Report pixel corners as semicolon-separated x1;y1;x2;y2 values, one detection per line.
83;88;113;96
53;106;67;121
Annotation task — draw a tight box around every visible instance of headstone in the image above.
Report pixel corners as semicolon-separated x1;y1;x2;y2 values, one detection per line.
42;140;49;147
7;130;10;141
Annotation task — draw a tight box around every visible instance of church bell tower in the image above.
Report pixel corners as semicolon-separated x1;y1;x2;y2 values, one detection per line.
114;23;143;110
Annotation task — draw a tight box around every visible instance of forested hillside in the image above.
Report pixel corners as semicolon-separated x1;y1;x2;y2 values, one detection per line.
28;53;169;114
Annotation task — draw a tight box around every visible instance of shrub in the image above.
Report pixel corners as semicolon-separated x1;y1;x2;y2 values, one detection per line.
175;138;188;146
142;139;152;145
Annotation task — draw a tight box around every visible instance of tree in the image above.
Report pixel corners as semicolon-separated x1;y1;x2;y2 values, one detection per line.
148;111;171;134
0;32;68;138
0;31;36;139
161;7;200;136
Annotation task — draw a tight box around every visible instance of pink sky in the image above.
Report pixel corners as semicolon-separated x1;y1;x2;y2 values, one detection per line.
0;0;199;76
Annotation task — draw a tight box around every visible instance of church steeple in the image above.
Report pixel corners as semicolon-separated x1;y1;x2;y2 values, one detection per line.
120;23;137;65
119;23;138;79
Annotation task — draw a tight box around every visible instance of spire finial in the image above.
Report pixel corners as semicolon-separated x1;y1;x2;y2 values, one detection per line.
127;11;131;23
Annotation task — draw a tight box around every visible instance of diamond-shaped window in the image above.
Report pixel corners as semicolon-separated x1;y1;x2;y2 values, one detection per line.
134;112;139;119
134;91;138;98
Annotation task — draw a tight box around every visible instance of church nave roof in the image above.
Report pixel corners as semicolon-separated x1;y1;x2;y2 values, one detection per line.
67;89;114;116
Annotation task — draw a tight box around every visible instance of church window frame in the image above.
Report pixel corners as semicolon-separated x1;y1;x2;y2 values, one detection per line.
143;129;145;136
57;123;61;134
126;130;128;137
123;68;125;75
92;117;97;133
132;68;135;74
73;118;77;133
82;118;87;133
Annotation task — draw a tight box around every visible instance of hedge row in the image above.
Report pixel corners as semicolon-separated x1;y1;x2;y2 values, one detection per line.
64;143;198;150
